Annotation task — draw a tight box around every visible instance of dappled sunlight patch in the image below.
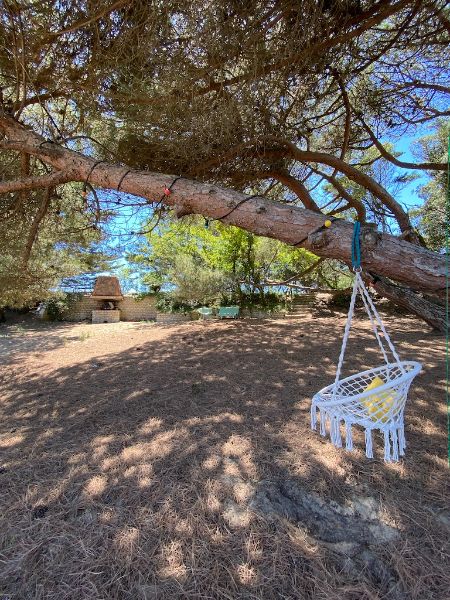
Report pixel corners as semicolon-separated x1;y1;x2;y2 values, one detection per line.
233;481;254;504
236;562;258;586
120;429;182;464
415;418;443;436
123;465;138;478
310;448;347;477
84;474;107;497
203;478;225;513
0;433;25;448
124;389;149;401
36;427;62;442
205;491;222;514
99;507;118;524
92;444;109;460
121;444;146;462
92;434;115;446
202;453;221;471
137;416;163;435
222;499;252;528
67;451;86;465
17;409;38;419
69;407;87;417
379;460;405;479
185;411;243;427
158;540;187;581
174;517;194;536
122;462;154;487
101;455;120;471
113;527;140;563
222;434;257;479
137;463;153;488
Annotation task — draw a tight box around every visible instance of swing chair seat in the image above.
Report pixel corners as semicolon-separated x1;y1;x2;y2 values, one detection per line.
311;361;421;461
310;224;421;462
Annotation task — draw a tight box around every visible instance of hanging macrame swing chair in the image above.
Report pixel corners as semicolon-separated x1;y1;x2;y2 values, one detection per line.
310;222;422;462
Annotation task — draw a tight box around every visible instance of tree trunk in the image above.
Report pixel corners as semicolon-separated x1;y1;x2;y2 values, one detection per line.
0;112;446;330
369;275;446;333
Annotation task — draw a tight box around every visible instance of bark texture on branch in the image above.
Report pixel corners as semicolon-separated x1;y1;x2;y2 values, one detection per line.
369;276;446;333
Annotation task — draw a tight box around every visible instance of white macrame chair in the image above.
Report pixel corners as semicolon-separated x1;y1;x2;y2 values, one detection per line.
311;270;421;462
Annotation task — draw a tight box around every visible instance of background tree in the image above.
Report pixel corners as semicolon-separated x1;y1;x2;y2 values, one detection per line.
0;178;112;307
412;122;448;251
0;0;448;328
130;216;331;305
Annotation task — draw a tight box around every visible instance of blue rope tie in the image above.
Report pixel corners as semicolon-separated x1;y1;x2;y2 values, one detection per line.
352;221;361;270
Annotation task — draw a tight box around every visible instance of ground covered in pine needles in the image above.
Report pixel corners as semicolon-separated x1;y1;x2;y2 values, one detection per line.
0;313;447;600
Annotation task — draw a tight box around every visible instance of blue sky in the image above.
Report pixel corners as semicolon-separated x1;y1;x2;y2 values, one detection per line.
391;131;429;210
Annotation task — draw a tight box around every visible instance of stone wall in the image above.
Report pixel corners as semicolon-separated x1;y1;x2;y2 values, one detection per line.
65;295;97;321
65;294;157;322
92;309;120;324
119;297;157;321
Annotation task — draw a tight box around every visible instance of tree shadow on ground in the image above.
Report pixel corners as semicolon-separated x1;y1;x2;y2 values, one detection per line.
0;319;80;360
0;317;447;599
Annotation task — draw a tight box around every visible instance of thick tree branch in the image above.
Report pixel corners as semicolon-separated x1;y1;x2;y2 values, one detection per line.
257;169;322;213
360;120;448;171
368;274;446;332
0;169;73;193
22;188;51;266
264;136;414;235
202;136;412;235
0;112;445;299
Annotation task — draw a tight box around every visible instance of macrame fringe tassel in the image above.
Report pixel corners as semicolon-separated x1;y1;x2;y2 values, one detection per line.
398;425;406;455
365;428;373;458
391;429;399;462
311;404;317;430
320;409;327;436
333;417;342;448
330;416;336;445
345;421;353;451
384;430;391;462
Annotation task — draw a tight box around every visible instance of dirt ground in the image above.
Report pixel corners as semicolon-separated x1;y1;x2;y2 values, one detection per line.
0;313;447;600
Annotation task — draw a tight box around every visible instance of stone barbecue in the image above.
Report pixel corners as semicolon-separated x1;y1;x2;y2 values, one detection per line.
91;276;123;323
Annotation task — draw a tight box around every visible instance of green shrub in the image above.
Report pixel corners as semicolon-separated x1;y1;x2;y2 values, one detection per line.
155;295;193;314
45;293;82;321
220;291;284;312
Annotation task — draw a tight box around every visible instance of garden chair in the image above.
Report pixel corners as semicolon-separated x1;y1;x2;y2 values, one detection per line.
218;306;240;319
197;307;213;320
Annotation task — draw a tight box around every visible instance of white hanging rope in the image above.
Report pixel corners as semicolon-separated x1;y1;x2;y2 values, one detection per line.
333;271;406;398
357;274;405;372
331;273;360;400
357;277;391;366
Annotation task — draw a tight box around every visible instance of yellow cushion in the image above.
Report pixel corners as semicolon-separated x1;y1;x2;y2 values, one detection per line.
362;376;395;423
